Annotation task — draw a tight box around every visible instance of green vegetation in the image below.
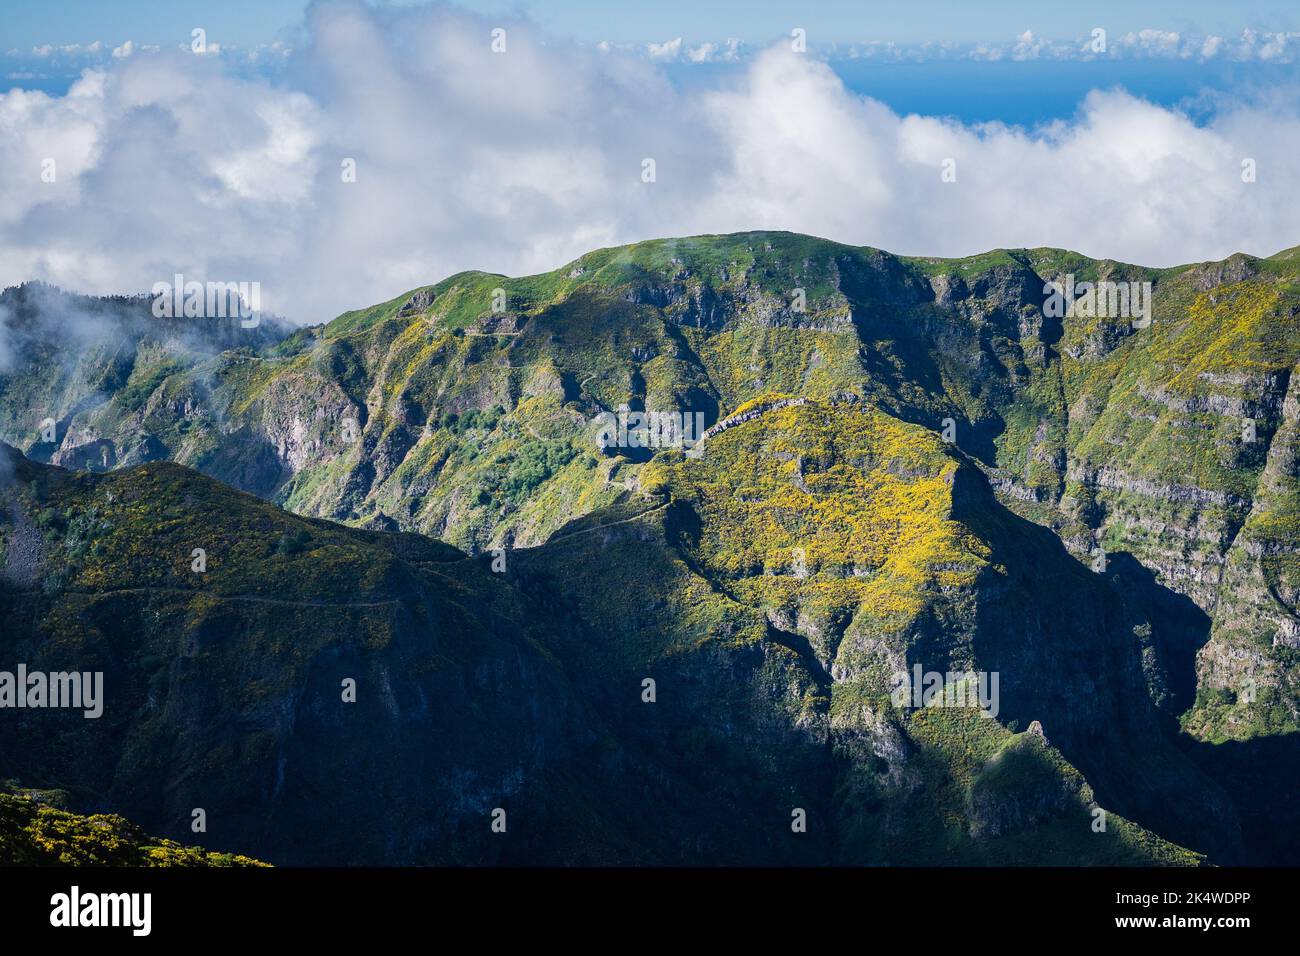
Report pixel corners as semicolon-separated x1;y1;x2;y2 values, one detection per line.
0;785;267;866
5;230;1300;865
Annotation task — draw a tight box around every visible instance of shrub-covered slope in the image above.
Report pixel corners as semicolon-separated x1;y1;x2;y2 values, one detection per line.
0;784;266;866
2;432;1210;865
513;397;1228;864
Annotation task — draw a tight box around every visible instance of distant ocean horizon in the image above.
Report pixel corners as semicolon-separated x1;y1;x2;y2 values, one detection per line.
672;57;1300;126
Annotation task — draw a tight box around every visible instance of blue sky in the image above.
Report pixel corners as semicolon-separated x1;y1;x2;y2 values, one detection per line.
4;1;1300;123
0;0;308;49
4;0;1300;47
441;0;1300;44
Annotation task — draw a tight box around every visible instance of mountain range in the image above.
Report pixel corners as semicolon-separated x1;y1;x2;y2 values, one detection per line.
2;231;1297;865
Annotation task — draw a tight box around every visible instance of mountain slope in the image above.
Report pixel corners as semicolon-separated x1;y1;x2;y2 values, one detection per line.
513;396;1230;863
0;444;608;864
3;230;1299;862
1;431;1208;865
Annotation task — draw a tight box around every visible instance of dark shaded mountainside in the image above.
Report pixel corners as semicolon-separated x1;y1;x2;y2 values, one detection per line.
2;230;1298;864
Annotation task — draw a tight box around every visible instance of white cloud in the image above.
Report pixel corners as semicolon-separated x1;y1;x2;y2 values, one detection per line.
111;41;134;59
1257;33;1292;61
1010;30;1043;60
687;38;742;63
1119;29;1184;58
646;37;682;61
687;42;715;63
1;2;1298;324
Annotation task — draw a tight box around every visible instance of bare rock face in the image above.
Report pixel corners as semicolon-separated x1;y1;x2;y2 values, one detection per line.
52;437;116;472
473;312;521;334
396;288;436;317
929;272;970;306
1027;719;1048;744
1190;253;1259;292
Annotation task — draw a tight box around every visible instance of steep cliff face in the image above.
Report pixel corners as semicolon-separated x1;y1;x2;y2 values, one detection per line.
1187;364;1300;741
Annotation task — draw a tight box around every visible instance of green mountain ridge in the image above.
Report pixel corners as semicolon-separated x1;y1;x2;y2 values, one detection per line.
2;230;1299;864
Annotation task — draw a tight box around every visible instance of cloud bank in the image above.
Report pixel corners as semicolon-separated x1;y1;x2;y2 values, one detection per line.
2;0;1299;323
